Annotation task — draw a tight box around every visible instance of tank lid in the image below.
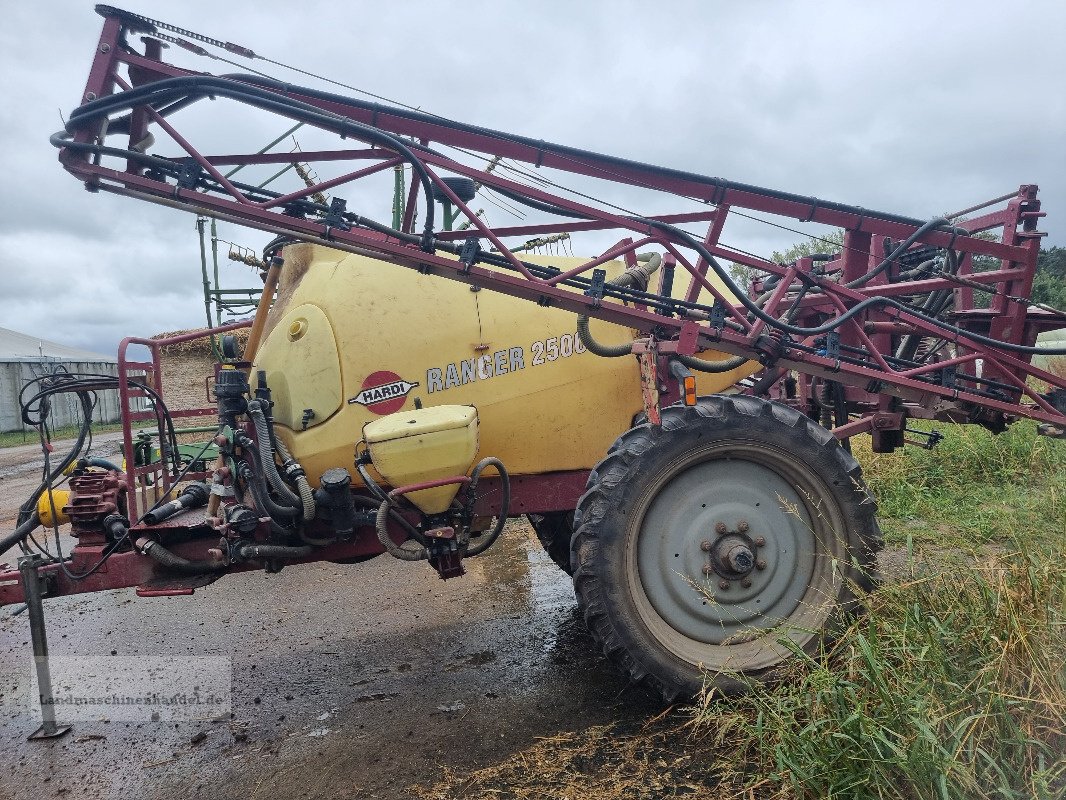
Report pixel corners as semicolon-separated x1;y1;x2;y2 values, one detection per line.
363;405;477;444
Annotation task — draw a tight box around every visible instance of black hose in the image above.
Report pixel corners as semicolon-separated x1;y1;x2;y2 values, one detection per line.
135;536;227;573
751;368;787;396
244;404;302;508
0;513;42;558
64;75;438;249
239;462;300;520
233;542;314;560
213;73;937;231
844;218;956;288
86;457;122;472
464;458;510;557
575;268;748;372
16;390;93;527
56;88;1066;355
644;219;1066;354
896;251;959;363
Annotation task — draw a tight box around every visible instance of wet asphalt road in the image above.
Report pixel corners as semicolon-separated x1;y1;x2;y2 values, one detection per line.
0;503;655;799
0;435;917;798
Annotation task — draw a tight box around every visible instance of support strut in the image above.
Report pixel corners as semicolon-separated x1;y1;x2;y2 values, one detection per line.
19;555;72;740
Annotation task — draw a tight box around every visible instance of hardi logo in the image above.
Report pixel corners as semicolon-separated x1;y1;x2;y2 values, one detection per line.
348;371;419;415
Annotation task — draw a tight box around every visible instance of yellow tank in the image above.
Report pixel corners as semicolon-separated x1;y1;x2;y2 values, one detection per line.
253;243;755;486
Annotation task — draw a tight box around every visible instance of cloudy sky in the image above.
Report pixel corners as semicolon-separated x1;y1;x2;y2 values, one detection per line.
1;0;1063;357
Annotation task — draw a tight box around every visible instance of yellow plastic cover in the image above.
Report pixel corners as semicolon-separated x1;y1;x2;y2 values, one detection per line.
364;406;479;514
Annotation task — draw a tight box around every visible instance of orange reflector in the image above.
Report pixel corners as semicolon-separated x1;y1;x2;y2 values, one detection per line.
683;376;697;406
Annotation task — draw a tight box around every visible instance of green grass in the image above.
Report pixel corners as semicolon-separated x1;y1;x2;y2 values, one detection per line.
695;535;1066;799
691;422;1066;799
855;421;1065;546
0;421;126;449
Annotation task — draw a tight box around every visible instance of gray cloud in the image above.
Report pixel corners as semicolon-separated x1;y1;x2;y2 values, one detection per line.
2;0;1062;357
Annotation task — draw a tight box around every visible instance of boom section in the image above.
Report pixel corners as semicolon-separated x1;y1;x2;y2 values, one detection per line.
56;6;1065;439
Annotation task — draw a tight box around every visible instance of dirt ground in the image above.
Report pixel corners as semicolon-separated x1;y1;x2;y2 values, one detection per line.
0;438;672;800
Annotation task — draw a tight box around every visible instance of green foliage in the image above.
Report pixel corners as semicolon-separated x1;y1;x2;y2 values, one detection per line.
1033;246;1066;310
698;536;1066;799
856;421;1065;545
770;229;846;265
728;230;846;288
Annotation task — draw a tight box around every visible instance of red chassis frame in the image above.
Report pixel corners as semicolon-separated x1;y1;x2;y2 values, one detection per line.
2;7;1063;605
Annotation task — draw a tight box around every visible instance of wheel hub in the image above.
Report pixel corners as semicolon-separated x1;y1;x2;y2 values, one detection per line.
709;531;757;579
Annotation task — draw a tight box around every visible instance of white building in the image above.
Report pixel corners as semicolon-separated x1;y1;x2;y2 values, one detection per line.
0;327;121;434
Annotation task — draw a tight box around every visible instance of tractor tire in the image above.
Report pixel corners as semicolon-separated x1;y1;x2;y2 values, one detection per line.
527;512;576;574
572;395;881;702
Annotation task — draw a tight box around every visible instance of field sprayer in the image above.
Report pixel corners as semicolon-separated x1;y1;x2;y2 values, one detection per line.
3;5;1064;731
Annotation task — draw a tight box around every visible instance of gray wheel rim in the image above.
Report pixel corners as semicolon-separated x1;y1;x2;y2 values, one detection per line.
628;438;847;674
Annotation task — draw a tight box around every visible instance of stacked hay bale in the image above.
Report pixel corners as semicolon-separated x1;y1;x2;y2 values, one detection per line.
153;328;251;439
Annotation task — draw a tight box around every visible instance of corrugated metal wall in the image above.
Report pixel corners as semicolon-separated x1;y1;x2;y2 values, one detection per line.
0;360;121;433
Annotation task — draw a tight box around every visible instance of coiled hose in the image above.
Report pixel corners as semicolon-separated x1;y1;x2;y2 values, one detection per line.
274;435;316;522
463;458;510;557
576;255;747;373
375;458;511;560
375;499;429;561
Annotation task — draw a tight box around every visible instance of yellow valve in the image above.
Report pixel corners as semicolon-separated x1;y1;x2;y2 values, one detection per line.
37;490;71;528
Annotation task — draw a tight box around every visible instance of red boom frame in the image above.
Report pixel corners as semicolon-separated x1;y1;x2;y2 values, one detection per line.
2;7;1062;605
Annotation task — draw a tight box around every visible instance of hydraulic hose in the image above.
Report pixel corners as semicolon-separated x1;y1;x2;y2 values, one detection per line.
246;401;302;508
844;218;956;288
16;390;93;527
63;74;438;250
642;219;1066;354
56;89;1066;355
896;251;959;363
233;542;314;561
0;513;42;558
576;257;747;372
135;536;227;573
470;184;1063;355
464;458;511;557
375;498;428;561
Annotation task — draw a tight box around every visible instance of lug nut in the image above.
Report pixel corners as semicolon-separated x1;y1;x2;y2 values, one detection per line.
700;540;712;552
754;536;766;547
718;580;731;591
755;559;767;570
737;520;750;533
741;578;753;588
702;565;714;576
715;522;728;535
